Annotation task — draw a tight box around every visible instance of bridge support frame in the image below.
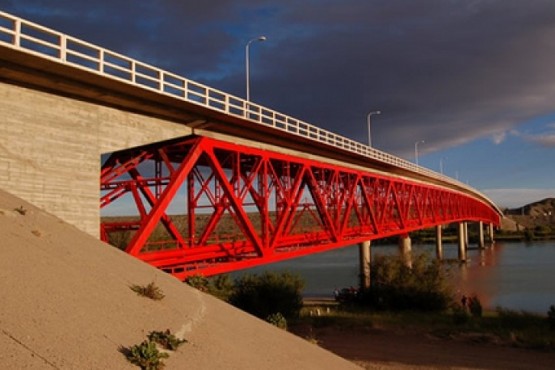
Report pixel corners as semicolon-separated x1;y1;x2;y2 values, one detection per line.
100;135;500;279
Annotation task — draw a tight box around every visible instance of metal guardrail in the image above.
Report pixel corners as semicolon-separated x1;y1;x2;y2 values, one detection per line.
0;10;500;213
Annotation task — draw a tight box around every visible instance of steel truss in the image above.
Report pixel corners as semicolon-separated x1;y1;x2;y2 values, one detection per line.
100;136;500;279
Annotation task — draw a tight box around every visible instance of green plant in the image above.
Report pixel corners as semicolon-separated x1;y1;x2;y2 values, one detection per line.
266;312;288;330
130;282;165;301
451;305;471;325
524;228;535;241
185;274;210;292
124;340;169;370
468;295;483;317
108;230;132;250
185;274;235;301
208;274;235;301
230;271;304;320
548;305;555;330
147;329;187;350
13;206;27;215
358;253;454;311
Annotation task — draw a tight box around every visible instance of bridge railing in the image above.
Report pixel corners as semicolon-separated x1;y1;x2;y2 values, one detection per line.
0;10;498;212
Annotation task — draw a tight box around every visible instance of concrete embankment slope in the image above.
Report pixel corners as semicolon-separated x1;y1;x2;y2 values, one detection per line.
0;188;360;369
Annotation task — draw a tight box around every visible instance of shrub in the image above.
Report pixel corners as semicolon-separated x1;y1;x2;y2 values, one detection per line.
266;312;288;330
468;295;483;317
124;340;169;370
13;206;27;215
358;253;454;311
548;305;555;331
229;271;304;320
130;282;165;301
452;305;471;325
185;274;210;292
147;329;187;351
108;230;132;250
524;229;535;241
185;274;234;301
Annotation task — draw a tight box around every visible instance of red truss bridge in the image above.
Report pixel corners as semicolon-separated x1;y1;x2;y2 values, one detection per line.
0;11;502;279
100;135;500;279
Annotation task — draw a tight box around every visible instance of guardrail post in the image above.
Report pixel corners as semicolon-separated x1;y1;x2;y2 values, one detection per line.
14;18;21;46
99;49;105;74
59;35;67;61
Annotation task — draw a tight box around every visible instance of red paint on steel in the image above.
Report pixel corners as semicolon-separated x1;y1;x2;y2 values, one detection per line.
100;136;500;279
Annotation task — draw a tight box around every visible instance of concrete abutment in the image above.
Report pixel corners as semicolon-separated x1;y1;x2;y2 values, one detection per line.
0;81;192;236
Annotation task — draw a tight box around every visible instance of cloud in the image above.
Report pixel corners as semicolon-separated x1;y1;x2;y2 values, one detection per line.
4;0;555;158
491;132;507;145
512;121;555;147
526;134;555;147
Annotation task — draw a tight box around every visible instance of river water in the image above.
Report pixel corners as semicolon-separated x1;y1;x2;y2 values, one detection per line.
235;241;555;314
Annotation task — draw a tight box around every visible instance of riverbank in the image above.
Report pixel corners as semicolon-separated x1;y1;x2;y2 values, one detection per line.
301;325;555;369
292;304;555;369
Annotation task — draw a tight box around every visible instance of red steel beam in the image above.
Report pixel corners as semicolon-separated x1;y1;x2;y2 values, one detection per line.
100;135;500;279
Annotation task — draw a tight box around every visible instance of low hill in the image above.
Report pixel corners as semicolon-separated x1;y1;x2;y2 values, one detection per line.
0;188;360;369
503;198;555;231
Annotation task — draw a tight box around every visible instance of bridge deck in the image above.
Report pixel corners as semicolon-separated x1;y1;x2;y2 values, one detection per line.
0;10;501;216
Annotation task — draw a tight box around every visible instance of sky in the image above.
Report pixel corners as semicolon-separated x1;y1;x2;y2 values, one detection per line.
2;0;555;209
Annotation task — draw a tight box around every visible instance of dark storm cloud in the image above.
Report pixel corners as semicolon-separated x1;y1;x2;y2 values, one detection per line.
245;0;555;156
3;0;555;157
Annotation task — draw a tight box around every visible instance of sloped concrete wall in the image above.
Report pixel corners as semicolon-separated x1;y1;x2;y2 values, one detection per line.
0;81;191;236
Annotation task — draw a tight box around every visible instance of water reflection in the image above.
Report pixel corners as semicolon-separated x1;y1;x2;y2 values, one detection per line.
233;241;555;313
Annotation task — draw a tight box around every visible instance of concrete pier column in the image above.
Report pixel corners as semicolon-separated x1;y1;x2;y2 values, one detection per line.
435;225;443;260
398;234;412;268
478;221;485;249
358;240;371;289
464;222;469;248
457;222;467;262
488;223;495;244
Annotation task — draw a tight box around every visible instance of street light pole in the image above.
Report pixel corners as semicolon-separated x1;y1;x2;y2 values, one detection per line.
245;36;267;102
414;140;424;166
366;110;381;147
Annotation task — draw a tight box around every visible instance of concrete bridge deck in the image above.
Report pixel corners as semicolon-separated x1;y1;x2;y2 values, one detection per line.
0;10;501;243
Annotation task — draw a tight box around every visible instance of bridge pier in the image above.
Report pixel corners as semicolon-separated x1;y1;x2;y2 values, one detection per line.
464;222;469;247
458;222;467;262
398;234;412;268
435;225;443;260
488;223;495;244
358;241;371;289
478;221;485;249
